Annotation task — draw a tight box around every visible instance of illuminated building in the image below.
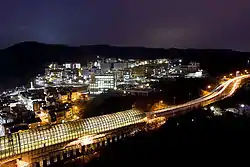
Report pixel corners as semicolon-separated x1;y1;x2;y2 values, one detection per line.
181;62;200;73
132;66;146;77
71;92;81;101
123;70;131;81
63;63;72;69
38;63;84;86
73;63;81;69
59;94;69;103
0;116;14;127
88;74;117;94
18;91;44;111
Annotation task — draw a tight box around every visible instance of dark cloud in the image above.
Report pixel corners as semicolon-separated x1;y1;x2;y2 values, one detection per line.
0;0;250;51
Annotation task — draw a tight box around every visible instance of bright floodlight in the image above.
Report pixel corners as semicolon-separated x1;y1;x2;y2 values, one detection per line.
240;104;245;108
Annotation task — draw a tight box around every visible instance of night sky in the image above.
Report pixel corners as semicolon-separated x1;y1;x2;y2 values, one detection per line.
1;0;250;51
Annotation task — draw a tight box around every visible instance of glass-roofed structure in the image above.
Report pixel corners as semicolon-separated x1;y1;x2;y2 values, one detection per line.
0;110;146;159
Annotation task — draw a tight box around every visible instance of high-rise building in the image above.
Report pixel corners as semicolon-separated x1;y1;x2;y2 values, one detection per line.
88;74;117;94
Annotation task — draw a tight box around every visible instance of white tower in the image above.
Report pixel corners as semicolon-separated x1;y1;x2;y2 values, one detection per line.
30;82;34;89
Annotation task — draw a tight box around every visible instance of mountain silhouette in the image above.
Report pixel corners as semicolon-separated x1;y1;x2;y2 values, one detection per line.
0;41;249;90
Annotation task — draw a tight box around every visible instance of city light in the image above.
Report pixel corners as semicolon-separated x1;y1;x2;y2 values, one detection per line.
210;106;215;111
0;55;250;164
0;72;248;162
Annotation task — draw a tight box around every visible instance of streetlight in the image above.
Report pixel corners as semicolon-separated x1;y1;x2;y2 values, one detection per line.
207;85;211;89
230;73;233;77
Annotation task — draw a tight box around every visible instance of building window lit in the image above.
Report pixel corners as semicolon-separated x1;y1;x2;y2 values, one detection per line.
89;74;117;94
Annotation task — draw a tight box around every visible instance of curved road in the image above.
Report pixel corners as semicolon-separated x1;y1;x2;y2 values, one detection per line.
152;74;250;117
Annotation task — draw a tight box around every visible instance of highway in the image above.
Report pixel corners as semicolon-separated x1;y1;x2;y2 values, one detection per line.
153;75;250;116
0;74;249;161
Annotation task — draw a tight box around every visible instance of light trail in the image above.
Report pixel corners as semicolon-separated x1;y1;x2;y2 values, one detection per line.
226;78;241;97
153;75;250;115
